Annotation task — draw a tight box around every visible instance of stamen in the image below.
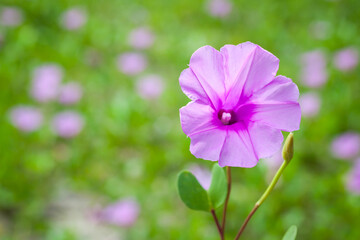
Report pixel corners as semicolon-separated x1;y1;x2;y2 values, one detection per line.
221;112;232;125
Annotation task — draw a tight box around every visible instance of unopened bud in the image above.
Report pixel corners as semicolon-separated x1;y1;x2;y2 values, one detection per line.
282;132;294;163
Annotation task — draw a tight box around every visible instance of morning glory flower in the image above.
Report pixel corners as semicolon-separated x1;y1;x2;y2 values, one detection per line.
179;42;301;167
346;158;360;194
309;21;331;40
207;0;232;18
9;106;43;132
333;47;358;72
299;92;321;118
58;82;83;105
128;27;155;50
31;64;63;103
300;50;328;88
52;111;84;138
60;7;87;31
0;7;23;27
330;132;360;160
136;74;164;100
263;149;283;172
116;52;148;76
97;198;140;227
189;164;212;190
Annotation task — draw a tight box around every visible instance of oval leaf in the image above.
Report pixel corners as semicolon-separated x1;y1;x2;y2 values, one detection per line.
177;171;210;211
208;164;227;209
282;225;297;240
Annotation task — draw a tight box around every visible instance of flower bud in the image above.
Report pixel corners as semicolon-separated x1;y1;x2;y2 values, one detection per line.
282;132;294;163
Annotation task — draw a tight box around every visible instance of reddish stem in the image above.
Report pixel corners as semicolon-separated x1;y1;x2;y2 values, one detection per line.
211;209;224;240
221;167;232;234
234;203;260;240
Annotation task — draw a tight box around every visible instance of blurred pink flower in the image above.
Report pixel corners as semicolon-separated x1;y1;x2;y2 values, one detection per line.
116;52;147;75
98;198;140;227
300;50;328;88
61;7;87;30
309;21;331;40
59;82;83;105
262;149;284;184
179;42;301;167
128;27;155;50
333;47;358;72
189;165;212;190
346;158;360;194
0;7;23;27
9;106;43;132
31;64;63;103
52;111;84;138
136;74;164;100
331;132;360;160
299;92;321;118
207;0;232;18
263;149;283;172
0;33;4;47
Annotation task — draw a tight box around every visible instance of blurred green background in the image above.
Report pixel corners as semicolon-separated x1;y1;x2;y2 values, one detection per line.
1;0;360;239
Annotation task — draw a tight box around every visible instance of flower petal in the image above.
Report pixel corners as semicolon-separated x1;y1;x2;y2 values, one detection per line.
247;122;283;159
220;42;257;91
179;100;219;136
218;124;258;168
189;46;226;109
250;75;299;102
189;128;227;162
238;102;301;132
179;68;209;104
238;75;301;132
221;43;279;109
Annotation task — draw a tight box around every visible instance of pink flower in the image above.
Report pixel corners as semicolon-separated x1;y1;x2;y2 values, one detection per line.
346;158;360;194
0;7;23;27
309;21;331;40
330;132;360;160
58;82;83;105
179;42;301;167
97;199;140;227
128;27;155;50
61;7;87;30
300;50;328;88
299;92;321;118
136;74;164;100
189;164;212;190
333;47;358;72
262;149;284;184
52;111;84;138
207;0;232;18
0;33;4;47
9;106;43;132
31;64;63;103
263;149;283;172
116;52;147;75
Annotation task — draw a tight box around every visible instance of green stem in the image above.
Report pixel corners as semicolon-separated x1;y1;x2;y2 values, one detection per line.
221;166;232;235
256;161;288;206
234;161;289;240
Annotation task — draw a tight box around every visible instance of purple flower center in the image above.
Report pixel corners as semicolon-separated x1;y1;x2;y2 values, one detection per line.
218;109;236;125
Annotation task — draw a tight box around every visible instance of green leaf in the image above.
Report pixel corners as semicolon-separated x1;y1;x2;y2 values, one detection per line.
177;171;210;212
208;164;227;209
282;225;297;240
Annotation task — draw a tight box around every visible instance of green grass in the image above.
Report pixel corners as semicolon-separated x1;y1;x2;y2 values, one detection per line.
1;0;360;239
